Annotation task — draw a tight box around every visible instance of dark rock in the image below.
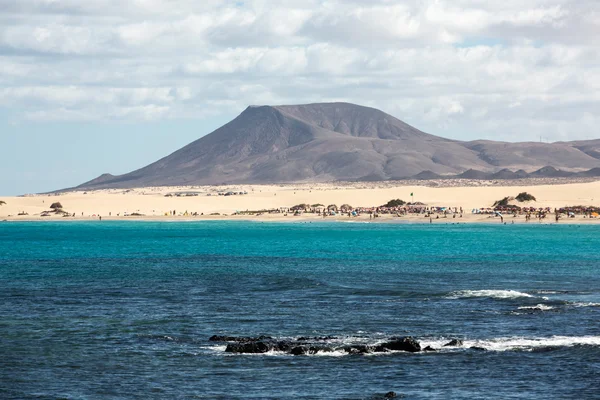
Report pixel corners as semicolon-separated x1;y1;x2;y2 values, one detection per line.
343;345;374;355
209;335;272;343
290;346;320;356
384;392;397;399
209;335;234;342
377;337;421;353
531;346;560;353
274;341;293;352
444;339;464;347
423;346;437;352
373;345;390;353
470;346;487;351
225;341;272;354
290;346;307;356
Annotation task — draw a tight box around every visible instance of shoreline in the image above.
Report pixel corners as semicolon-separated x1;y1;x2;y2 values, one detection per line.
3;213;600;225
3;180;600;225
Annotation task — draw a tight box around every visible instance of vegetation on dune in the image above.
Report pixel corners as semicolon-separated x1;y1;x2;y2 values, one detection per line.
516;192;536;202
493;192;536;207
493;197;513;208
0;201;5;206
290;203;310;210
50;202;63;210
382;199;406;208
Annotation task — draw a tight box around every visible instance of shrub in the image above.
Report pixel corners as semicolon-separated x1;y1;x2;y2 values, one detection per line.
383;199;406;208
516;192;536;202
493;197;513;207
290;203;310;211
0;201;5;206
340;204;353;212
50;202;63;209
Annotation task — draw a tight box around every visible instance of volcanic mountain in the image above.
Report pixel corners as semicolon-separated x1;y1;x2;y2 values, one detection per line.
76;102;600;188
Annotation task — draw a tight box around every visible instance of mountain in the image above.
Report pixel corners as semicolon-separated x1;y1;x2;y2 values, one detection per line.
75;102;600;189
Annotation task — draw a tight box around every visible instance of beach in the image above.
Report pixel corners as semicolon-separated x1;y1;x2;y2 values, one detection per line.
2;179;600;223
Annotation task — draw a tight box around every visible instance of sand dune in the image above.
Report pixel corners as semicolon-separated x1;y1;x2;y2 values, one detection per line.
3;180;600;224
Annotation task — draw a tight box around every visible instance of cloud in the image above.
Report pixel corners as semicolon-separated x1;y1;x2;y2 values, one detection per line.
0;0;598;141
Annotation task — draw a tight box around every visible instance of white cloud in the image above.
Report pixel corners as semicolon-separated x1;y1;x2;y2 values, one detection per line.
0;0;598;141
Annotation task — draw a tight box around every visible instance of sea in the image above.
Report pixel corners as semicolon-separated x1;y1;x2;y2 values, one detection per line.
0;221;599;399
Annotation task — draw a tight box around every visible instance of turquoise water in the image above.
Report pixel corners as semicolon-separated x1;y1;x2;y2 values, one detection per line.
1;221;599;399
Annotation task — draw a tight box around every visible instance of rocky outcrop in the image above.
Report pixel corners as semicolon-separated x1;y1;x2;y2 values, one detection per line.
443;339;464;347
214;334;424;355
375;337;421;353
209;335;272;343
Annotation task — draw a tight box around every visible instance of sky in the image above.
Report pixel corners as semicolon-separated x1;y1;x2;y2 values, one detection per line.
1;0;599;195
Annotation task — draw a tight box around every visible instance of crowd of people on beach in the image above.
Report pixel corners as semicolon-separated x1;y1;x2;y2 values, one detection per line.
236;202;600;223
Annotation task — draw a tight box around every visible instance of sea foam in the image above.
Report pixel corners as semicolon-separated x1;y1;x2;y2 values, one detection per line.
517;304;554;311
446;290;533;300
464;336;600;352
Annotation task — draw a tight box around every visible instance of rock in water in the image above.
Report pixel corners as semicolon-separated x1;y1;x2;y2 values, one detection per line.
225;342;272;354
384;392;397;399
376;337;421;353
290;346;321;356
290;346;307;356
275;341;293;352
209;335;272;343
470;346;487;351
343;345;374;354
443;339;464;347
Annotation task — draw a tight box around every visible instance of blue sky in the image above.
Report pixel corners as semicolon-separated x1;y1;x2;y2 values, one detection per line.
1;0;599;195
0;112;232;195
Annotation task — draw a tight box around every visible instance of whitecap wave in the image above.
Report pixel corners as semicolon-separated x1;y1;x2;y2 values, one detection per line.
571;302;600;308
419;335;600;352
446;290;533;300
518;304;554;311
464;336;600;352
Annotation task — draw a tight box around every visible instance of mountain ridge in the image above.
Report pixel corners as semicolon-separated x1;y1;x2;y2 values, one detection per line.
72;102;600;189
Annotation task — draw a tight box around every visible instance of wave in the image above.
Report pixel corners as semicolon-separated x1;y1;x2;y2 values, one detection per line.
462;336;600;352
446;290;534;300
517;304;554;311
572;302;600;308
530;290;574;295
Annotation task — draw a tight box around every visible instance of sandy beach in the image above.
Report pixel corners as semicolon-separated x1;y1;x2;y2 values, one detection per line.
2;179;600;224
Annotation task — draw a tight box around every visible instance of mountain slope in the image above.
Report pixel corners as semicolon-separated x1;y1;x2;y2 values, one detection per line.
76;102;600;189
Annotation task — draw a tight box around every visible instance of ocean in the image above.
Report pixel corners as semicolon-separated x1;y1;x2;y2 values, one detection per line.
1;221;599;399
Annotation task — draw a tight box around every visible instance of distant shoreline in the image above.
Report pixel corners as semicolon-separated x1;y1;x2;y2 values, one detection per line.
3;180;600;225
3;213;600;225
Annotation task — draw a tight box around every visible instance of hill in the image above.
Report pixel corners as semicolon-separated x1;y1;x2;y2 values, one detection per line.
74;102;600;189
